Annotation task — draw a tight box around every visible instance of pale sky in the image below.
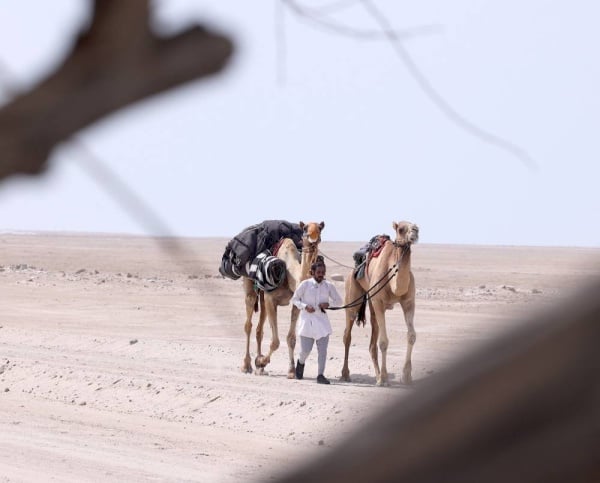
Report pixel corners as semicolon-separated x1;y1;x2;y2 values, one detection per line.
0;1;599;246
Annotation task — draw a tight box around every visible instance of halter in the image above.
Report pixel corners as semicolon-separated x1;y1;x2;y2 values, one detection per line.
301;235;320;267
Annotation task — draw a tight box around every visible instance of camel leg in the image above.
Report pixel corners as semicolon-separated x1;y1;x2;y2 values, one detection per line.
341;308;355;382
254;291;267;373
286;305;299;379
372;301;389;386
400;289;416;385
368;301;381;382
241;278;257;374
341;277;365;382
255;295;280;374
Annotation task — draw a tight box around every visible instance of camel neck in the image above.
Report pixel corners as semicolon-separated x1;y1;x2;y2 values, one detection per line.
393;245;412;293
300;245;318;280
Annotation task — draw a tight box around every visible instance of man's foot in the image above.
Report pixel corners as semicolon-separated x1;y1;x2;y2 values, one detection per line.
295;360;305;380
317;374;330;385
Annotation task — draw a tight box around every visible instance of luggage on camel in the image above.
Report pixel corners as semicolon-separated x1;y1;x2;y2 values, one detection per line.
219;220;304;281
247;250;287;292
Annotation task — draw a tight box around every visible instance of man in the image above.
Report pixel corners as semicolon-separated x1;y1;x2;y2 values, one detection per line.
291;261;343;384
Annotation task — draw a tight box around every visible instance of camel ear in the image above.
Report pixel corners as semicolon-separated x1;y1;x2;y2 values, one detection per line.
319;221;325;231
392;221;398;231
298;221;305;230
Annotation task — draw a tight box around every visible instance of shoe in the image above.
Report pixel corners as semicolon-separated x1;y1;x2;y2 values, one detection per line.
295;360;305;380
317;374;330;385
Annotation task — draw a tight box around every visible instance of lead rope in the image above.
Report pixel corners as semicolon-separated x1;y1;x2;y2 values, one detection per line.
318;250;354;270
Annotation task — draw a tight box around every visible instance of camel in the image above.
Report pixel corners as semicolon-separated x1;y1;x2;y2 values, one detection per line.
241;221;324;377
341;221;419;386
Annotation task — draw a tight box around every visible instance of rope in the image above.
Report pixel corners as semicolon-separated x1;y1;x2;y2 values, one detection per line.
318;250;354;269
327;243;408;311
328;263;398;310
302;242;320;267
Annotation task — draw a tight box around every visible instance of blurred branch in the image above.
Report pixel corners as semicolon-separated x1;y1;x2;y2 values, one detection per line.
0;0;233;182
0;59;20;98
70;139;201;274
70;139;178;239
283;0;442;41
275;0;288;86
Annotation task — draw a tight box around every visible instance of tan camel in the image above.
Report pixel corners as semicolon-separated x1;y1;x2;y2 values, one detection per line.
341;221;419;386
241;221;324;377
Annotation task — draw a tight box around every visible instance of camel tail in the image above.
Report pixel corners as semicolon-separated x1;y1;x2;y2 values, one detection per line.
254;289;263;313
356;295;368;327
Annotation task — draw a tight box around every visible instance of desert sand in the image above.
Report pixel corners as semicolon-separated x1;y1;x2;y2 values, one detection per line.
1;232;599;482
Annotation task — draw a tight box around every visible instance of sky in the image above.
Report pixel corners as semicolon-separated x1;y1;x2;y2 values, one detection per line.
0;0;599;247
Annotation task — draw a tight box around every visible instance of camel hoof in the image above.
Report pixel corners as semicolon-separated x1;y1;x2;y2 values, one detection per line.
255;355;270;368
376;379;389;387
287;370;296;379
241;365;253;374
403;375;413;385
340;367;351;382
254;367;267;376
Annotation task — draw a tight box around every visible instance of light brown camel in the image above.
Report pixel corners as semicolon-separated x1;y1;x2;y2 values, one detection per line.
241;221;324;377
341;221;419;386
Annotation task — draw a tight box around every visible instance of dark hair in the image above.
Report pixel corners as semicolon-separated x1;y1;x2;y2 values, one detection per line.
311;261;326;272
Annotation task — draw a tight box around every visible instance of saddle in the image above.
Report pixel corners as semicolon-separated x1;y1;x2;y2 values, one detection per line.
353;234;391;280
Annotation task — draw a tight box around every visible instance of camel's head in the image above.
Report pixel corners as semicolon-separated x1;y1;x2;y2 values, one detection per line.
299;221;325;245
393;221;419;246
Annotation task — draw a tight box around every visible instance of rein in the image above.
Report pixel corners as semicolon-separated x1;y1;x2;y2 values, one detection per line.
328;242;409;311
318;250;354;269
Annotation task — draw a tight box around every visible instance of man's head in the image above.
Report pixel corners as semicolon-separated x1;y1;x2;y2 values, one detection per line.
311;261;326;283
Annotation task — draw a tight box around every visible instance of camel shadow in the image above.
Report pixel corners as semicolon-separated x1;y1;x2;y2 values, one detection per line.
336;372;417;389
251;370;423;388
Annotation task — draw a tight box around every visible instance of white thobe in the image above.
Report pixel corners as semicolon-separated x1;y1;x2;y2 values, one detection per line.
291;278;343;340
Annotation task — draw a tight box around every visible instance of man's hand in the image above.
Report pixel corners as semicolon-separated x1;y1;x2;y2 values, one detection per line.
305;305;315;313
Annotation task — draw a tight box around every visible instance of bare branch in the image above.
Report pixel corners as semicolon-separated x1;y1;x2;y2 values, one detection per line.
301;0;362;17
283;0;535;169
283;0;442;41
359;0;536;169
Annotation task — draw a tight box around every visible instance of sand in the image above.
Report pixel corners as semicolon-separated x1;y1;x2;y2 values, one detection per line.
1;232;599;482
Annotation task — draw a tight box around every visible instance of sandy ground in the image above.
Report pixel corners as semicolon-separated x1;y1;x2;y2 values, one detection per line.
1;232;599;482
